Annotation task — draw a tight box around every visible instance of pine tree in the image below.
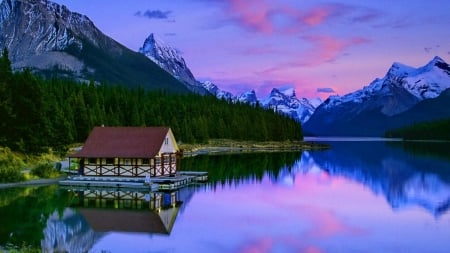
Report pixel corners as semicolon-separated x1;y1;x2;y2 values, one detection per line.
0;48;13;146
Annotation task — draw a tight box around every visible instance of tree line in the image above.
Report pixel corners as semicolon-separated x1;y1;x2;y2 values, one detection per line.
385;118;450;140
0;49;303;154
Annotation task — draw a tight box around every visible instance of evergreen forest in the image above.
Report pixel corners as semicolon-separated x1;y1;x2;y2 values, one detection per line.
0;49;303;154
385;118;450;140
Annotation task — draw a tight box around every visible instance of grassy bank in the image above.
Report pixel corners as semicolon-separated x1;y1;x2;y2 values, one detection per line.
0;140;328;184
0;147;63;183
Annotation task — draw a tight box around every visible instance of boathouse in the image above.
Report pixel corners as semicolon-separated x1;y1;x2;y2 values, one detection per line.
69;126;179;177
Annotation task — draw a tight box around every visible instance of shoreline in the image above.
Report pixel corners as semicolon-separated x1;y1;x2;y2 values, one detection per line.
1;140;328;188
180;140;329;156
0;176;67;189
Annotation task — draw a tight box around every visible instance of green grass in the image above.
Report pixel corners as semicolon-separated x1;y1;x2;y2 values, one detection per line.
0;147;64;183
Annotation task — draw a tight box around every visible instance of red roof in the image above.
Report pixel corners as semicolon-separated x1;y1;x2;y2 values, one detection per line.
79;208;170;234
70;127;173;158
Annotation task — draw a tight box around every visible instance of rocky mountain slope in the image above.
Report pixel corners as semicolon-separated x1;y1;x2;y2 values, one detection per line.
260;87;322;123
0;0;188;93
304;56;450;136
138;34;321;123
139;33;208;94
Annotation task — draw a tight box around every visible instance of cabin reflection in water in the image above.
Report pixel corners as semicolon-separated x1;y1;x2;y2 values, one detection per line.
70;189;181;234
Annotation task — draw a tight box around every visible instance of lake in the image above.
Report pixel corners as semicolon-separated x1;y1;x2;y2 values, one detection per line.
1;140;449;253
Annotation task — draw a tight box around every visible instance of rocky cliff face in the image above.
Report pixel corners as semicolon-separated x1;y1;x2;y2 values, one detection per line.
0;0;114;72
260;88;322;123
0;0;189;93
139;33;209;94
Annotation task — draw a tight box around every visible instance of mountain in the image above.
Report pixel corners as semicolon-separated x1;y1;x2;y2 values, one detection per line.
201;80;235;101
0;0;189;93
260;87;322;123
388;88;450;129
304;56;450;136
236;90;258;105
201;84;322;123
136;34;321;123
139;33;208;94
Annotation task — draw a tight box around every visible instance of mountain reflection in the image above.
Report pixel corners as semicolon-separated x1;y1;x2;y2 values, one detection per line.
41;186;197;253
180;152;302;188
182;143;450;217
303;141;450;217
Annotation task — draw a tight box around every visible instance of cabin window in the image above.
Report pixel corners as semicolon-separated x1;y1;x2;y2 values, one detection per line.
125;159;131;165
165;137;169;145
106;158;114;165
155;158;161;166
142;159;150;165
88;158;97;164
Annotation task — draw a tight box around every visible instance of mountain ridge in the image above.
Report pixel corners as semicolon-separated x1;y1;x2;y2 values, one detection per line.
304;56;450;136
139;33;208;94
0;0;189;93
138;33;322;123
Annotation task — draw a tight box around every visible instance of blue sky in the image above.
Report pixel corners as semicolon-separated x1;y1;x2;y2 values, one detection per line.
53;0;450;98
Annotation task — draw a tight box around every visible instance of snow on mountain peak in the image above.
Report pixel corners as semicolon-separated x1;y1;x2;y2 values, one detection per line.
138;33;321;122
237;90;258;105
139;33;185;70
139;33;210;94
323;56;450;110
402;56;450;99
201;81;235;101
261;88;322;123
387;62;416;78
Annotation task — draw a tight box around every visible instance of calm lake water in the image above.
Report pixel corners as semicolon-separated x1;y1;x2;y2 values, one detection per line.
1;140;450;253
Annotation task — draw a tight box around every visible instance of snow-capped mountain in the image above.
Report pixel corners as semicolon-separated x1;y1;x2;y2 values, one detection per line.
237;90;258;105
322;56;450;114
201;83;322;123
260;88;322;123
201;80;235;101
137;34;322;123
139;33;208;94
0;0;188;93
304;56;450;136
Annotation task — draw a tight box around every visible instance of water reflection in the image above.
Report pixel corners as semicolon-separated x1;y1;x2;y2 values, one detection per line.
41;186;197;252
180;152;302;187
1;141;450;252
303;141;450;217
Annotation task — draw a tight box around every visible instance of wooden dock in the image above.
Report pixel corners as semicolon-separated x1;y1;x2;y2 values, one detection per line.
59;171;208;191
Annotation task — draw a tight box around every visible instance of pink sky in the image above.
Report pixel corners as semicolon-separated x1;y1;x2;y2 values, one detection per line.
53;0;450;99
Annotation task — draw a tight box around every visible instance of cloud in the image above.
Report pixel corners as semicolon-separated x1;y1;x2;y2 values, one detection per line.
317;87;336;93
215;1;381;35
300;35;370;64
216;0;333;34
134;9;172;20
259;35;370;77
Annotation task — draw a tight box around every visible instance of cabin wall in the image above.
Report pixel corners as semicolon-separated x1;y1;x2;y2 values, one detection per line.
159;131;179;154
81;154;177;177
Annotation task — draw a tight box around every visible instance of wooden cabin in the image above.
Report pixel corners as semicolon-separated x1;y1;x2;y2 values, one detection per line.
69;126;179;177
75;190;180;234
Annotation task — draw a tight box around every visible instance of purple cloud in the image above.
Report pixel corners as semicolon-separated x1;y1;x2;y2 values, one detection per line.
317;87;336;93
135;9;172;20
